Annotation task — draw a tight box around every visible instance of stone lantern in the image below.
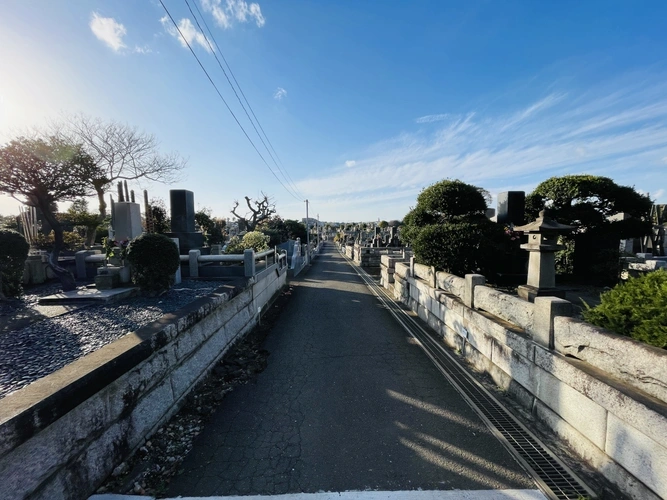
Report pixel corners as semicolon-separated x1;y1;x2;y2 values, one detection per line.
514;210;574;302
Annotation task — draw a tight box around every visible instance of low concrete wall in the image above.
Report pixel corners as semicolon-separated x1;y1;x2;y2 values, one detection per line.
0;265;287;500
351;245;407;268
380;257;667;500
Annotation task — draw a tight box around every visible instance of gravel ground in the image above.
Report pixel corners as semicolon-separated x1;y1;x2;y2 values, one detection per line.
0;280;227;400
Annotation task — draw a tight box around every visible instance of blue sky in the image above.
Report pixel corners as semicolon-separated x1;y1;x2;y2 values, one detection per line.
1;1;667;222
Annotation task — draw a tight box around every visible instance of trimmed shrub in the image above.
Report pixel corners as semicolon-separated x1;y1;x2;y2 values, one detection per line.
402;179;508;277
412;217;506;277
225;231;270;254
224;236;244;254
582;270;667;348
0;230;30;298
126;233;180;295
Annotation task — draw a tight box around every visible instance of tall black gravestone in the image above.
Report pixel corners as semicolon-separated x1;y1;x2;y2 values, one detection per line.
497;191;526;226
166;189;204;255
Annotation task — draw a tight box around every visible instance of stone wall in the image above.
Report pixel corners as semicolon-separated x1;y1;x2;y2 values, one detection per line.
381;255;667;500
352;245;407;268
0;264;287;500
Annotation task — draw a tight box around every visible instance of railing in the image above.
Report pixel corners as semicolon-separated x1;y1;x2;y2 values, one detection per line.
183;247;287;278
78;247;287;281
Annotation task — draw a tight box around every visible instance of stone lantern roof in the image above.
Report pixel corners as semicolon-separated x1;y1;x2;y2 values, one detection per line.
514;210;575;234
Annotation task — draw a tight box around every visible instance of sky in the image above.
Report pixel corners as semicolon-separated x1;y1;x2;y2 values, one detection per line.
1;0;667;223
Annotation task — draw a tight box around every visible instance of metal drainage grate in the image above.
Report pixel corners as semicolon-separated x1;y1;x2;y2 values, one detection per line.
342;251;596;500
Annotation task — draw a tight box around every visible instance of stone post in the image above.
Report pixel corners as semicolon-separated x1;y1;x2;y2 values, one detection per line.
189;249;200;278
171;238;182;284
534;297;572;349
409;256;415;278
464;274;486;309
244;249;255;277
75;250;97;280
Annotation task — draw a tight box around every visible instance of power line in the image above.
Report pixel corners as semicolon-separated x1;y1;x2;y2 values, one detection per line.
158;0;301;200
187;0;304;199
183;0;301;199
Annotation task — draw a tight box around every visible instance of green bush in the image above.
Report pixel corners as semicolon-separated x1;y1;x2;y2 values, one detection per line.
412;217;506;277
224;236;243;254
34;230;85;252
225;231;270;254
126;233;180;295
582;270;667;348
0;230;30;298
402;179;508;277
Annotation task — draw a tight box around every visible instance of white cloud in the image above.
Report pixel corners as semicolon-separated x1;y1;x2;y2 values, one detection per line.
296;72;667;220
160;16;213;53
652;188;665;200
200;0;265;29
90;13;127;52
133;45;152;54
345;160;356;168
415;114;449;124
273;87;287;100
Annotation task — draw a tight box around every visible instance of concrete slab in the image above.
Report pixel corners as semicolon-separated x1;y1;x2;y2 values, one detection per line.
90;491;548;500
38;287;138;304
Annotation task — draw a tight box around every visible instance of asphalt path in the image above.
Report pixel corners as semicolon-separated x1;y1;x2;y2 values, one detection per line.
167;242;537;497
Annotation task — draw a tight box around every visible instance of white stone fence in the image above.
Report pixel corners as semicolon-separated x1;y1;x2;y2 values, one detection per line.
75;248;287;281
339;243;409;267
182;247;287;279
381;254;667;500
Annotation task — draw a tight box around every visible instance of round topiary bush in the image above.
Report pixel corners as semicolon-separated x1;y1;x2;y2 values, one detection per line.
224;231;269;254
582;269;667;348
402;179;507;277
242;231;270;252
126;233;180;295
411;217;506;277
0;229;30;298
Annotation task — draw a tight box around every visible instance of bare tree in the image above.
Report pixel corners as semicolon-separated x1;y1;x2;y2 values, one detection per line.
56;114;187;220
0;136;102;291
231;193;276;232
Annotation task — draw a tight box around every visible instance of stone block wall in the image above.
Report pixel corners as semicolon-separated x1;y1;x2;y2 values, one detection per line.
0;267;286;500
380;257;667;500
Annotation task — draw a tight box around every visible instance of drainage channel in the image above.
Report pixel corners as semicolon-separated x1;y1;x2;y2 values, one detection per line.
340;250;596;500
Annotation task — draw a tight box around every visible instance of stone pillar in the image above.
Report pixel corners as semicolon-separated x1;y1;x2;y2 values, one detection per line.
534;297;572;349
244;249;256;277
464;274;486;309
526;244;556;289
171;238;182;284
75;250;97;279
24;255;46;285
189;249;200;278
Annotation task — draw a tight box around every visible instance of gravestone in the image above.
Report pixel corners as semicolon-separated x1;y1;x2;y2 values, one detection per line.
113;202;142;241
170;190;195;233
166;189;204;255
497;191;525;226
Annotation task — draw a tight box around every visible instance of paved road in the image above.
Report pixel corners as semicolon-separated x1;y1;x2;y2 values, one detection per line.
167;242;537;497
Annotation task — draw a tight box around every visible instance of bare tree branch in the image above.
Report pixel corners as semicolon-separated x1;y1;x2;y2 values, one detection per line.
230;193;276;231
52;114;187;218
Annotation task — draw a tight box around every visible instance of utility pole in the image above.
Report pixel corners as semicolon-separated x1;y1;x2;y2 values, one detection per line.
305;199;310;263
317;213;320;243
